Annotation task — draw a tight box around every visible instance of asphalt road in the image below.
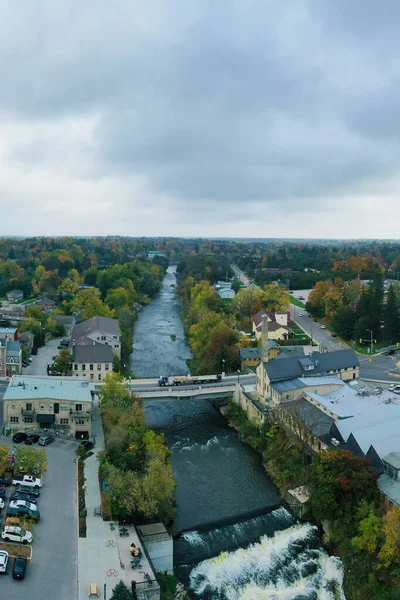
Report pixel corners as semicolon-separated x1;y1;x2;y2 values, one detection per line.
0;437;78;600
22;337;65;377
290;305;342;352
127;373;256;393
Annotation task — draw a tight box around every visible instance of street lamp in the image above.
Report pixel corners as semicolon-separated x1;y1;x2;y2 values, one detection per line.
237;369;240;385
222;359;226;375
366;329;374;358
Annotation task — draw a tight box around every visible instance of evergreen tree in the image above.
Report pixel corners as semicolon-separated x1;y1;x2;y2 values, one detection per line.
382;285;400;344
110;580;132;600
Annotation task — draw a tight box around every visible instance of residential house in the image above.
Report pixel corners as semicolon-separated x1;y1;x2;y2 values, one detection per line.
51;315;75;335
252;310;293;341
256;348;359;402
3;376;93;439
72;316;121;359
239;342;279;368
19;331;34;353
72;342;113;381
6;289;24;303
0;327;18;342
37;295;56;312
217;287;236;299
6;341;22;377
148;250;165;261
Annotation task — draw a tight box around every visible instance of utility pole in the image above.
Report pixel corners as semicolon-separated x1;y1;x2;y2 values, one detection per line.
360;329;375;362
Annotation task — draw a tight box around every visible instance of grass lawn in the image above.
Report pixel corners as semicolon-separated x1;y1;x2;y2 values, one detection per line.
290;295;305;308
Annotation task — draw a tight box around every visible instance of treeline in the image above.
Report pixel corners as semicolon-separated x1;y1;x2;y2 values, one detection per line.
227;403;400;600
306;267;400;345
99;374;175;522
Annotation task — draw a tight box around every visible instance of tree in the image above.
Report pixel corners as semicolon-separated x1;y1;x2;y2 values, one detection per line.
332;307;357;339
352;507;382;554
0;445;10;475
46;317;65;338
52;349;72;375
99;373;132;410
233;287;264;322
382;285;400;344
14;446;47;475
110;580;133;600
262;284;289;312
378;506;400;568
72;288;115;321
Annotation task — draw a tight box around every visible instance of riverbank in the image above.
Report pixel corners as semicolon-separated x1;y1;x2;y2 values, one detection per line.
225;401;400;600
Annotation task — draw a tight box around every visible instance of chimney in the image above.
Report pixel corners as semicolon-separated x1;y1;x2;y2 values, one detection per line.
261;314;269;363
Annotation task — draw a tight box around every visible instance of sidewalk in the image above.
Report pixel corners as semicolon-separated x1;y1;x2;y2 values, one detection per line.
78;396;159;600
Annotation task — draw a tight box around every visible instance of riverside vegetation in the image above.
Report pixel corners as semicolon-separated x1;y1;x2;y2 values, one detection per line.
226;401;400;600
98;373;176;523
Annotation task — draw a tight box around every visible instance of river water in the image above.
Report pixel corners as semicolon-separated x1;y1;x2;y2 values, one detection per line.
137;268;346;600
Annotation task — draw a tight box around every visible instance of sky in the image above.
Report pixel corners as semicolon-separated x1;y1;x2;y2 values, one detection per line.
1;1;400;239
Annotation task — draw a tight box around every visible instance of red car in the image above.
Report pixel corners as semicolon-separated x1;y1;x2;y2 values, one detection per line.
331;333;337;337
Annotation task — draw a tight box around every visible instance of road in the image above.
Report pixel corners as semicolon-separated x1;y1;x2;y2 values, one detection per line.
289;305;343;352
22;337;65;377
127;373;256;393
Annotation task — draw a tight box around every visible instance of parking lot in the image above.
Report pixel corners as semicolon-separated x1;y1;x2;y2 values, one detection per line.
0;436;78;599
22;337;65;377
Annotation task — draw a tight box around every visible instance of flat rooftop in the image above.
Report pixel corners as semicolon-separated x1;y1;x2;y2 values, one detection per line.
4;376;93;402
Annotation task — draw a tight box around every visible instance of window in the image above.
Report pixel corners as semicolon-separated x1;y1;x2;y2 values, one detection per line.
60;418;69;425
24;417;34;423
105;364;109;371
82;364;86;371
114;345;119;348
61;404;68;410
26;403;32;411
101;335;106;341
89;364;93;371
75;404;82;412
40;404;44;409
76;418;85;425
97;363;101;370
11;403;16;408
98;374;101;381
74;364;78;371
113;336;117;339
10;416;19;423
383;461;399;481
49;404;53;409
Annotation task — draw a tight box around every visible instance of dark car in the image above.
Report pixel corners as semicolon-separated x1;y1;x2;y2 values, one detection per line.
0;475;12;487
16;485;40;497
331;333;337;337
25;434;40;445
80;440;94;451
12;432;28;444
7;506;40;523
60;339;70;347
12;556;27;580
11;491;38;504
0;486;5;498
384;349;395;356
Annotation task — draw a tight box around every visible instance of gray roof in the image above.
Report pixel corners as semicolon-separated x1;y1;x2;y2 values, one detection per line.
280;398;334;438
51;315;74;325
383;452;400;470
276;347;305;359
270;378;308;392
378;474;400;506
240;348;261;360
72;342;113;364
6;341;21;359
19;332;34;343
0;327;17;336
3;376;93;402
264;349;359;382
38;295;55;305
72;316;120;343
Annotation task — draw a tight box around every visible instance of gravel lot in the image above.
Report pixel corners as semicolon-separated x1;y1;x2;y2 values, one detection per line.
0;437;78;599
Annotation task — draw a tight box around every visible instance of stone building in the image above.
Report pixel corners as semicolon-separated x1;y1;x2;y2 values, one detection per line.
3;376;93;439
72;342;114;381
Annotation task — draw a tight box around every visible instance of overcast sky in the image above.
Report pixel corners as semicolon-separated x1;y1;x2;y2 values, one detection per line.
1;1;400;239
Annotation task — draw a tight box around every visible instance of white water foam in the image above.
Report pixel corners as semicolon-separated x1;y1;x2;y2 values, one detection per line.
189;522;346;600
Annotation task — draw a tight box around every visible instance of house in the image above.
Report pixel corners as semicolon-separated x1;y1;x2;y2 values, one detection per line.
240;342;279;368
148;250;165;261
252;310;293;341
217;288;236;299
18;331;34;353
50;315;76;335
256;348;359;402
0;327;18;342
37;295;56;312
72;342;114;381
6;341;22;377
3;376;93;439
6;289;24;303
72;316;121;359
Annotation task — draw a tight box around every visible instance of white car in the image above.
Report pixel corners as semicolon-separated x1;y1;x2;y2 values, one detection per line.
9;500;38;512
1;526;33;545
298;312;304;317
0;550;8;573
390;385;400;395
0;498;4;510
320;325;326;329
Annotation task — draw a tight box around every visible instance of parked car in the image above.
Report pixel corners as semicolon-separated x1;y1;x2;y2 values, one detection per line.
0;487;5;498
7;506;40;522
390;385;400;394
9;500;38;512
0;550;9;574
0;498;4;510
298;312;304;317
0;475;12;487
80;440;94;451
312;317;318;322
16;485;40;497
39;435;55;446
12;555;27;580
12;432;28;444
320;325;326;329
1;526;33;544
60;339;70;347
384;349;395;356
298;296;305;300
12;475;42;488
331;333;337;337
11;491;38;504
25;434;40;445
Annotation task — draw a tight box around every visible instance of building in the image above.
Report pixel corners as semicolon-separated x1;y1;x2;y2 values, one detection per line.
72;342;114;381
50;315;75;335
72;316;121;359
257;348;359;402
5;341;22;377
3;376;94;439
239;342;279;368
19;331;34;353
0;327;18;342
37;295;56;312
252;310;293;341
6;289;24;303
217;287;236;299
148;250;165;261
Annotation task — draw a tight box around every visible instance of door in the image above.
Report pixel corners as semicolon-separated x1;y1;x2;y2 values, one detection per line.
54;403;59;414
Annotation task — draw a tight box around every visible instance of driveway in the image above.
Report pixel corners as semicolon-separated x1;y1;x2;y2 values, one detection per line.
22;337;65;377
0;437;78;599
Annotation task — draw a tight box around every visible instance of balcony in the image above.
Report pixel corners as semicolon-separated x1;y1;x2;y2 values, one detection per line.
69;410;91;418
21;408;36;417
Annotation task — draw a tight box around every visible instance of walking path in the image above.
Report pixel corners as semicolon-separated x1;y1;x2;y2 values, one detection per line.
78;396;158;600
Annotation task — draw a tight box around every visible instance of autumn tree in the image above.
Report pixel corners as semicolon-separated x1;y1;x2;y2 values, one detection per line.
52;349;72;375
72;288;115;321
378;506;400;568
14;446;48;475
262;284;289;312
0;445;10;475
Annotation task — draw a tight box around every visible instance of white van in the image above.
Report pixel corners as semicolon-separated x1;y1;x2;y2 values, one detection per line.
1;526;33;544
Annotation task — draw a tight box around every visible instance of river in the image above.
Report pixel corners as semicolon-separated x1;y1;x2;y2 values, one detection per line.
134;268;346;599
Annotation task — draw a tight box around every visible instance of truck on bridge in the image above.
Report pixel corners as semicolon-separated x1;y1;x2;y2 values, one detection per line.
158;374;222;387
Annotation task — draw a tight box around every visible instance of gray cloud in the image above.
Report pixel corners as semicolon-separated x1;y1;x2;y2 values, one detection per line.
1;1;400;237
